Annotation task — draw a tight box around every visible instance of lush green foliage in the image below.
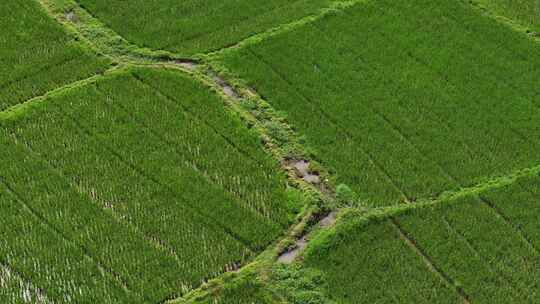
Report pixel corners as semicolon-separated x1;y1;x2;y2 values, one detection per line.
181;263;333;304
76;0;333;55
0;0;109;111
477;0;540;31
193;279;273;304
305;173;540;303
218;0;540;207
269;264;333;304
0;67;292;302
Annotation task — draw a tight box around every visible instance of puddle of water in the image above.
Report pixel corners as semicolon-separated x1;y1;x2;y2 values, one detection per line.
291;159;321;185
213;76;239;99
65;11;78;22
278;236;308;264
303;174;321;184
293;160;310;176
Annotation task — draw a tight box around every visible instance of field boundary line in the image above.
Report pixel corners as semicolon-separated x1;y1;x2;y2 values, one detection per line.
0;65;123;122
159;0;314;51
0;177;135;297
39;0;368;63
131;72;292;224
207;0;367;58
462;0;540;44
367;162;540;223
391;218;472;304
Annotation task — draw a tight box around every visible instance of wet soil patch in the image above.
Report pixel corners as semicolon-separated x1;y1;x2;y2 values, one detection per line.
319;211;337;228
278;211;338;264
212;74;240;99
65;10;78;23
287;159;321;185
278;236;308;264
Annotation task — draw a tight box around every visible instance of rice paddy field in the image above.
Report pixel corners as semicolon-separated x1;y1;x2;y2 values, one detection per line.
3;0;540;303
0;0;110;111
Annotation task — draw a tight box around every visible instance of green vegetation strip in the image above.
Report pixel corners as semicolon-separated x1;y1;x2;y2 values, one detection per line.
472;0;540;32
0;67;297;302
215;0;540;207
0;0;110;111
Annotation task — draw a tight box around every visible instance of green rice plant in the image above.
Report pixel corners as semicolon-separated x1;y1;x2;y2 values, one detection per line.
0;0;110;111
0;184;136;303
0;264;53;304
218;0;540;206
75;0;333;55
475;0;540;31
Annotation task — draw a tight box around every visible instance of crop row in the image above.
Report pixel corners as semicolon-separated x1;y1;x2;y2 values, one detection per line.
0;67;292;302
0;0;110;111
218;0;540;206
76;0;332;55
305;172;540;303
